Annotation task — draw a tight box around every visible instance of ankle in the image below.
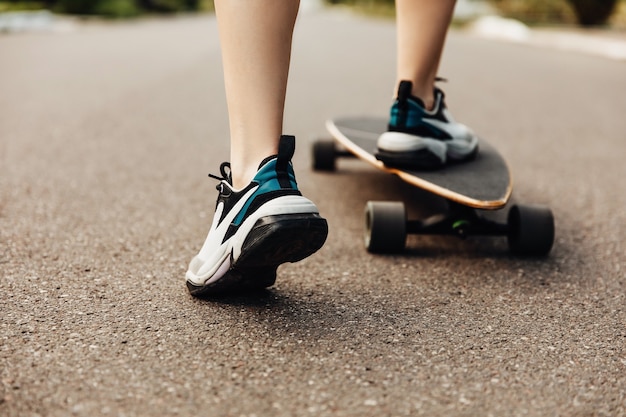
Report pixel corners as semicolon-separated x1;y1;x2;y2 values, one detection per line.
231;164;258;190
411;88;436;111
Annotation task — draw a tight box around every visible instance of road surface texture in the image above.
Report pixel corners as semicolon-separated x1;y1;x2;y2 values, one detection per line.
1;6;625;417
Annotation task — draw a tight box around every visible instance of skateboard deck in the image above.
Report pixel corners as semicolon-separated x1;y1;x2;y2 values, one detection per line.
325;116;512;209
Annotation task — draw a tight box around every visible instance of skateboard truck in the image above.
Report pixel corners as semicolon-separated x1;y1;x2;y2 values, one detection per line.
364;201;554;256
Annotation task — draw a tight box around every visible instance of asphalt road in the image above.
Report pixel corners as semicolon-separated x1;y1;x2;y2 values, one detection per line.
1;8;625;417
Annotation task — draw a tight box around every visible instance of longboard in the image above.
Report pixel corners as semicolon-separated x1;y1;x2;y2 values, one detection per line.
326;116;511;209
313;116;554;256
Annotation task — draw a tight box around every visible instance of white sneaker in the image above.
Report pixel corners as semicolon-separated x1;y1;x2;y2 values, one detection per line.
377;80;479;169
186;135;328;296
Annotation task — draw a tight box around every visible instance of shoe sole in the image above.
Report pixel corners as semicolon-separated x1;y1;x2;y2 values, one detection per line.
186;213;328;297
377;131;479;170
376;148;446;170
376;143;479;170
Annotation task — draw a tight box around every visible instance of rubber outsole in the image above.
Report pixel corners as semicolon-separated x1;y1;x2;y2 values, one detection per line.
186;213;328;297
376;144;479;171
376;149;445;170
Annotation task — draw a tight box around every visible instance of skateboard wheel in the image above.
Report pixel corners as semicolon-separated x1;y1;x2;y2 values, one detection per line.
364;201;407;254
312;139;336;171
507;204;555;256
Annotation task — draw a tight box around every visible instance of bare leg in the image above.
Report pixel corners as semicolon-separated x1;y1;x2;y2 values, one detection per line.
215;0;300;189
395;0;456;109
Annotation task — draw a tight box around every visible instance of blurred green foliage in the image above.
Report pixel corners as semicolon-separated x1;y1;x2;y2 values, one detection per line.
325;0;395;18
566;0;618;25
490;0;618;26
0;0;213;17
0;1;45;11
489;0;576;24
1;0;620;24
95;0;140;18
326;0;393;4
326;0;620;26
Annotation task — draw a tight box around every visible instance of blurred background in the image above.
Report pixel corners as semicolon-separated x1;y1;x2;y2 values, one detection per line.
1;0;625;29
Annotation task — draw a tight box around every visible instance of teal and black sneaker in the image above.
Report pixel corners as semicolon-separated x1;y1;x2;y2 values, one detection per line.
377;80;479;169
186;135;328;296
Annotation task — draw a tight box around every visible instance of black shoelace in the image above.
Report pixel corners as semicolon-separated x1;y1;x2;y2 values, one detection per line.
208;162;232;191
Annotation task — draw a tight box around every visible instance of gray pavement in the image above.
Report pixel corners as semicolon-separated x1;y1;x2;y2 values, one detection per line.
1;7;625;417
